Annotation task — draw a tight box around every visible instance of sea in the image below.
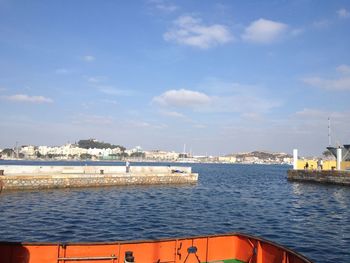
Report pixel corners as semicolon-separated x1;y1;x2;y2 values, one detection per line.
0;160;349;263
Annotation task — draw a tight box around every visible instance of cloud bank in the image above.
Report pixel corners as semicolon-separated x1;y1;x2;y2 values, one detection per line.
303;65;350;91
153;86;280;115
303;77;350;91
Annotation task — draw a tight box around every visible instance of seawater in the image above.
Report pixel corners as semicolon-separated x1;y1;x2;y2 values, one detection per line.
0;161;349;263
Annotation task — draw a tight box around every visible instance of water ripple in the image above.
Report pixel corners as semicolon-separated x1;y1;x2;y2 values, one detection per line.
1;163;350;262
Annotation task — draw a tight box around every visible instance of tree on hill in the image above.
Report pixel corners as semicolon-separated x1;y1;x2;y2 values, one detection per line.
120;152;129;158
1;148;15;157
80;153;92;159
130;152;145;158
78;139;126;151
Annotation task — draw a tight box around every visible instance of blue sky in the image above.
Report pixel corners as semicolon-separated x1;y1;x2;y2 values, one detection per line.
0;0;349;156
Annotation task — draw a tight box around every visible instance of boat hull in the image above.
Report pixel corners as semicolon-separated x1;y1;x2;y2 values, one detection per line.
0;233;312;263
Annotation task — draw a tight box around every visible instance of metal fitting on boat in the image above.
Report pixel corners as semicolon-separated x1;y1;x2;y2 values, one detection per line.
125;251;135;263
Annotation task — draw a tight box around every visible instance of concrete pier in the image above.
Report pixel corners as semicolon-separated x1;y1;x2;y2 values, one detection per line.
287;169;350;186
0;165;198;191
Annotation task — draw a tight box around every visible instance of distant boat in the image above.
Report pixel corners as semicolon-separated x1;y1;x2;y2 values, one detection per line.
0;232;312;263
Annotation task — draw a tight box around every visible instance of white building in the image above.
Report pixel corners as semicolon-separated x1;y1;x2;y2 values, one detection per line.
218;156;237;163
20;145;36;157
145;150;179;160
19;142;124;159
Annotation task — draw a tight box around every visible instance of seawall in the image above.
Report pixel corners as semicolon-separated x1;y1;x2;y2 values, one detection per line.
287;169;350;186
0;165;198;191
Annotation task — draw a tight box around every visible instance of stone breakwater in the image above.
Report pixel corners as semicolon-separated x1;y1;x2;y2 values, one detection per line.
287;169;350;186
0;165;198;191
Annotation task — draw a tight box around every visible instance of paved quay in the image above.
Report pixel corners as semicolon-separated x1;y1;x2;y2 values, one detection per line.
0;165;198;191
287;169;350;186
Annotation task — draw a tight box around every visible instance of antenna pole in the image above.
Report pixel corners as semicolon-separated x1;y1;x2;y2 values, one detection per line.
328;117;331;146
15;141;19;158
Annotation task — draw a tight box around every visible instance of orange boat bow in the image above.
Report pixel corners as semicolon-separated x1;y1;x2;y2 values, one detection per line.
0;233;313;263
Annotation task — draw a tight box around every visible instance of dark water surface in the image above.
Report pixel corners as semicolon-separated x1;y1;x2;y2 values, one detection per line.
1;161;350;262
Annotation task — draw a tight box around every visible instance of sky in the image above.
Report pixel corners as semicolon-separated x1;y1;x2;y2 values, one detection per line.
0;0;349;156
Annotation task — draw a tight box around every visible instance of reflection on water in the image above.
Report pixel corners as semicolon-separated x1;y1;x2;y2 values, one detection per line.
333;188;348;209
0;162;350;263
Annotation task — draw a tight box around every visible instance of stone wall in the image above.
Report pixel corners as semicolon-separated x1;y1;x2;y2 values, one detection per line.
0;165;191;175
287;170;350;186
0;165;198;191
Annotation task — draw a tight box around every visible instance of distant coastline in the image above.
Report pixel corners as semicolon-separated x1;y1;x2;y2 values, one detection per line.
0;155;292;165
0;139;293;165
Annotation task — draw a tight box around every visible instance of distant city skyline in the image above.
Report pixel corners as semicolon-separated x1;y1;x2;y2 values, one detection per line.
0;1;349;156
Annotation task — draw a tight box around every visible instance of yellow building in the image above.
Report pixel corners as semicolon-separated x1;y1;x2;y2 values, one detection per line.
296;159;350;171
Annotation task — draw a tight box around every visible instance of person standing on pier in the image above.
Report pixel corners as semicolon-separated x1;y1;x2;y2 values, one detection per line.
316;159;324;170
126;161;130;173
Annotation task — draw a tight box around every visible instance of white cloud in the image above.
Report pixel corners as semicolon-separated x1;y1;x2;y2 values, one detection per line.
156;4;178;12
337;8;350;19
241;112;265;122
302;73;350;91
3;94;53;103
295;108;331;119
82;55;95;62
55;68;72;75
336;64;350;75
72;114;113;125
242;18;288;44
312;19;332;29
290;28;305;36
193;124;207;129
97;86;133;96
127;120;167;129
303;65;350;91
153;85;281;115
153;89;211;107
208;95;281;114
101;99;118;105
87;76;107;83
164;15;233;49
199;79;281;114
303;77;350;91
149;0;178;13
160;110;186;118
